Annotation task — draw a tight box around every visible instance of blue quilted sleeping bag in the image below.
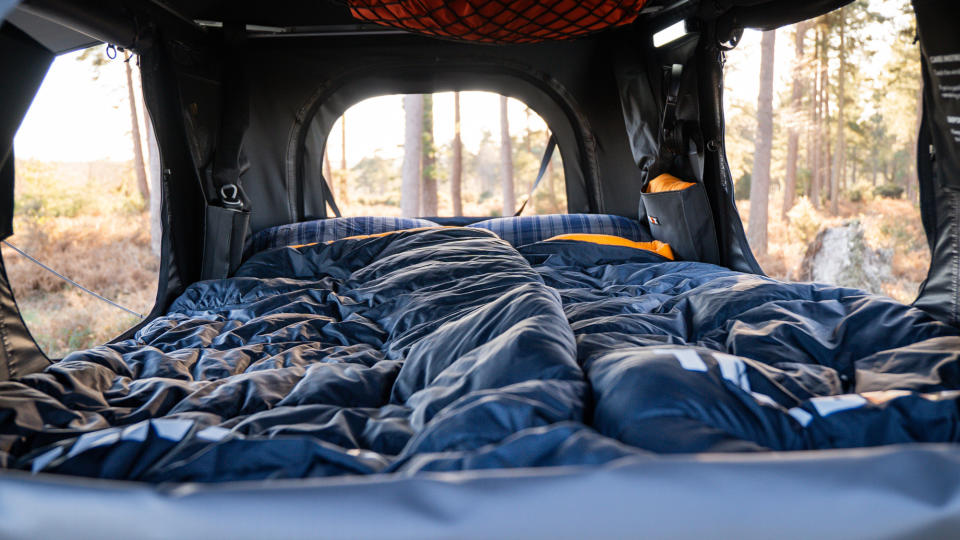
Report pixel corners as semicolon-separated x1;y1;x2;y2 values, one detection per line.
1;226;957;482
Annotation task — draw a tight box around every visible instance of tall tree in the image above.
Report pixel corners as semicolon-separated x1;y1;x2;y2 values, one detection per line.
136;67;163;256
499;95;515;216
908;85;922;203
808;22;824;208
339;112;349;206
144;106;162;257
121;52;150;204
817;19;832;208
545;159;558;213
829;10;847;215
323;150;333;188
451;92;463;216
340;113;347;171
420;94;438;216
783;22;810;220
747;30;777;257
401;95;423;217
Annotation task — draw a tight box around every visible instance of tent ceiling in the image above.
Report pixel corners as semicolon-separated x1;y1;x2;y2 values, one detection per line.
4;6;95;53
143;0;854;34
5;0;859;54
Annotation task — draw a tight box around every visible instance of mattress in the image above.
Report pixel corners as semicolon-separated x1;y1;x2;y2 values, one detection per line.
1;226;957;482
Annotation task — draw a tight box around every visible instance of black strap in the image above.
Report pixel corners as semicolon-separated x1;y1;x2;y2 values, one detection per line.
647;63;685;186
661;63;684;154
201;23;251;279
320;172;342;218
514;134;557;216
210;22;249;209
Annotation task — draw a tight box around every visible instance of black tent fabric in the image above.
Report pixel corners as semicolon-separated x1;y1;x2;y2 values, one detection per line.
913;0;960;325
0;22;54;379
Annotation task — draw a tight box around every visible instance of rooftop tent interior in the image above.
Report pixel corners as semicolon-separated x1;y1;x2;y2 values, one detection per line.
1;0;876;314
1;0;957;329
0;0;960;537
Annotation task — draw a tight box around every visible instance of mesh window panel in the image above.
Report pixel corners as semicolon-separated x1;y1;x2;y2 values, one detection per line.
341;0;648;44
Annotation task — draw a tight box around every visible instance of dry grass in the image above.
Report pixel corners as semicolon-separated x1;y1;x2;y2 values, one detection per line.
7;160;159;358
738;187;930;304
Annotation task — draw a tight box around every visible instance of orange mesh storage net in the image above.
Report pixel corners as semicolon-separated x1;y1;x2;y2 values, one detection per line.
345;0;649;44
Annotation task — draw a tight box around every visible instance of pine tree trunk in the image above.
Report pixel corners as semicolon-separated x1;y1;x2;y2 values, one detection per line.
451;92;463;216
420;95;438;216
323;151;333;188
138;71;163;257
124;53;149;204
829;16;846;215
819;25;831;209
546;159;559;213
783;22;809;220
339;113;349;206
809;25;822;208
401;95;423;217
145;111;162;257
500;95;515;216
747;30;777;257
850;148;858;187
908;85;923;203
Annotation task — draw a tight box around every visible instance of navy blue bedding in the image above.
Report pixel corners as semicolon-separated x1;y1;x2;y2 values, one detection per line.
1;227;958;482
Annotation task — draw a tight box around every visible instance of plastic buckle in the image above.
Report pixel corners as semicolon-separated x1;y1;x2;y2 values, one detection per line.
660;64;685;155
220;184;243;209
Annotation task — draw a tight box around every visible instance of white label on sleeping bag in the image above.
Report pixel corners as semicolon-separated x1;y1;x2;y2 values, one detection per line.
152;418;194;441
197;425;232;442
787;407;814;427
714;353;752;393
121;421;150;442
751;392;779;408
809;395;868;417
31;446;64;473
656;349;707;372
67;428;122;458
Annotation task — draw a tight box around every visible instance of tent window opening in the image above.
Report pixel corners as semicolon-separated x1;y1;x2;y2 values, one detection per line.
320;92;567;218
6;45;161;358
723;0;928;305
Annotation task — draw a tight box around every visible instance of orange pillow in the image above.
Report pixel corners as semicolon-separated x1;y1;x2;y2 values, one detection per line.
645;173;695;193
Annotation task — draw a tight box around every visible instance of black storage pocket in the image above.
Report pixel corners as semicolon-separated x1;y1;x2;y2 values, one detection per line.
201;204;251;279
639;179;719;264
